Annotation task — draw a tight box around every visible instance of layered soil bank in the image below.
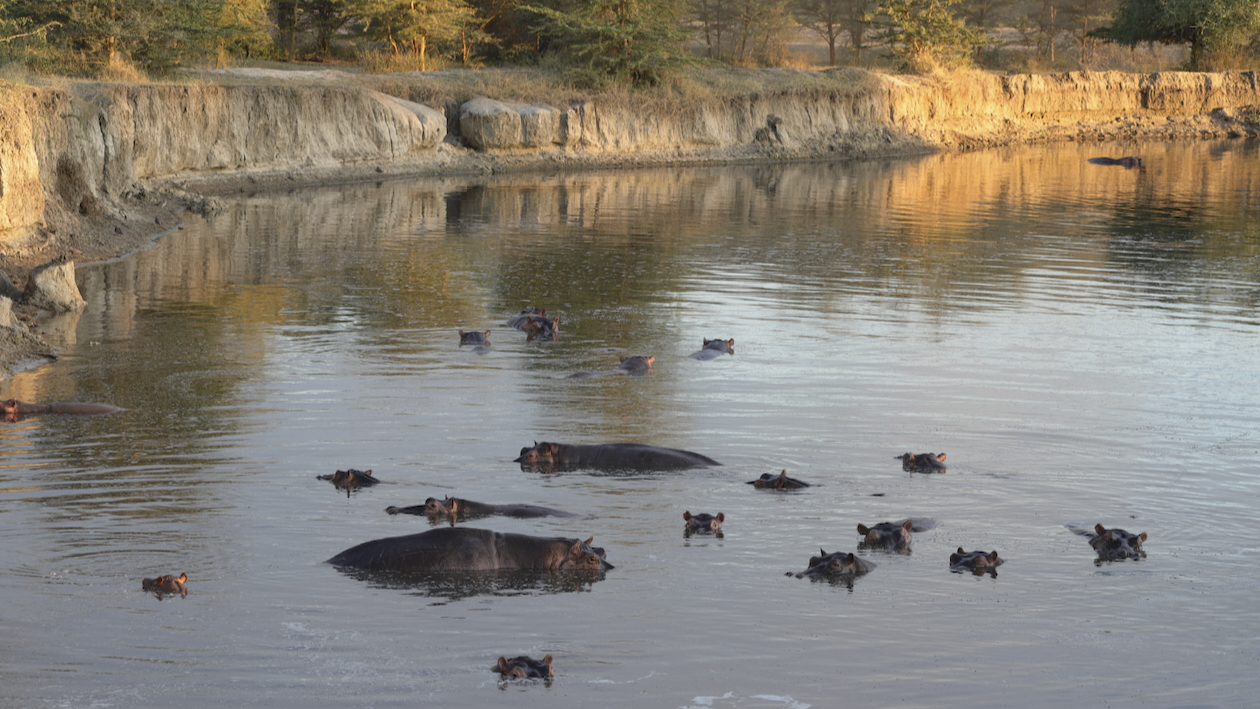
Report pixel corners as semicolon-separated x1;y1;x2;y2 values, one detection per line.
1;68;1258;377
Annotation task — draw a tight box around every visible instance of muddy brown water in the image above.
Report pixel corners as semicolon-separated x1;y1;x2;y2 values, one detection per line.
3;141;1259;708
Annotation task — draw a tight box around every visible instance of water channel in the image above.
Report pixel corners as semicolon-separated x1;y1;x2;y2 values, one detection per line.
2;140;1258;708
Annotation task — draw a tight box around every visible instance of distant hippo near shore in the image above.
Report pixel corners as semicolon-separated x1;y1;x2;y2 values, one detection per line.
747;470;811;490
683;511;725;533
515;441;721;473
688;338;734;360
141;573;188;596
857;520;915;551
1088;156;1143;169
2;399;122;417
790;549;876;579
896;452;947;473
386;496;577;522
1073;523;1148;561
949;548;1004;573
565;355;655;379
496;654;554;679
326;527;613;572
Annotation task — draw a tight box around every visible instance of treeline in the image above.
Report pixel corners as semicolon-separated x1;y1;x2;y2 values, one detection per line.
0;0;1256;83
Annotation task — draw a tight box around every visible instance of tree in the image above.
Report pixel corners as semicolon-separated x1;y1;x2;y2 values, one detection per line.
794;0;873;64
355;0;483;69
527;0;690;86
1091;0;1260;69
871;0;984;70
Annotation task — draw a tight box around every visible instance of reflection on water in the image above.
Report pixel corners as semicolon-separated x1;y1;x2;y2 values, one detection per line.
331;567;611;602
2;140;1260;708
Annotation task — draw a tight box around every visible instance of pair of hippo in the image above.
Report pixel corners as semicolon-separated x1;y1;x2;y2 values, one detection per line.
507;307;559;341
790;519;1001;581
563;337;733;379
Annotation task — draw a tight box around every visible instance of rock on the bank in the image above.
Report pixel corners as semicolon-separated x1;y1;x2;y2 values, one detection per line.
23;257;84;313
459;98;566;150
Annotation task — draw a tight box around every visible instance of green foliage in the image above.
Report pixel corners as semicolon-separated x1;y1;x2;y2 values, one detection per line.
691;0;798;65
793;0;874;64
353;0;486;69
872;0;985;71
1092;0;1260;69
526;0;691;86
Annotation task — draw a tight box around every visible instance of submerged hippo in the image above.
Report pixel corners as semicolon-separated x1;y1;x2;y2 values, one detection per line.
688;338;734;361
683;511;725;533
141;573;188;596
790;549;876;579
326;526;613;572
386;496;576;522
949;548;1004;573
896;452;947;473
495;654;554;679
515;441;721;473
3;399;121;417
1077;523;1148;561
747;470;811;490
1088;156;1143;168
857;520;915;551
566;355;655;379
317;468;378;490
459;330;490;345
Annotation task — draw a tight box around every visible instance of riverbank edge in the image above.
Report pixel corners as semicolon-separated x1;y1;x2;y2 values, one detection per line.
2;68;1259;379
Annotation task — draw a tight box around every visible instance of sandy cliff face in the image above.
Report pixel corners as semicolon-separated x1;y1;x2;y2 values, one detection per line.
2;70;1258;251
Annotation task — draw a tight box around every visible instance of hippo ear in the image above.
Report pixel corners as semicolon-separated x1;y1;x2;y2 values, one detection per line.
957;547;965;554
819;548;827;556
645;355;655;364
458;330;466;336
703;338;711;345
902;520;914;532
1095;523;1107;536
716;512;725;522
497;657;512;673
683;511;693;521
936;453;946;462
857;524;870;535
177;573;187;583
727;338;734;346
619;355;627;362
483;330;491;338
845;553;856;562
988;551;1000;562
1137;532;1147;543
583;536;594;547
542;654;553;665
543;442;562;455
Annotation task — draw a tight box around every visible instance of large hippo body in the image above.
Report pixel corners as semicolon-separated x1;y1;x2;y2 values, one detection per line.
3;399;121;417
386;496;576;521
326;527;612;572
515;441;721;472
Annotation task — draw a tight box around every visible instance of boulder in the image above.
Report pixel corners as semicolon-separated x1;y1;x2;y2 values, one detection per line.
23;257;85;313
459;98;522;150
508;103;561;147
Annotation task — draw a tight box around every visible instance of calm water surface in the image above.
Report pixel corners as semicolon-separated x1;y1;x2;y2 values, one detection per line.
3;141;1259;708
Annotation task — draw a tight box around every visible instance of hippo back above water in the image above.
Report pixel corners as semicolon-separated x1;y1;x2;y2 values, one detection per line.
386;496;576;522
565;355;655;379
3;399;122;417
326;526;612;572
515;441;721;472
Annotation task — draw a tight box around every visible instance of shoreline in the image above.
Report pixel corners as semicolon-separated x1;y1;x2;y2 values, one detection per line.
2;68;1259;380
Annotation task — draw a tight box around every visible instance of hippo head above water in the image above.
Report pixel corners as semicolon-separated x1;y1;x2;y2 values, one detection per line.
857;520;914;550
516;442;564;467
950;548;1004;574
792;549;876;580
896;452;947;473
459;330;490;345
141;573;188;596
496;654;554;679
1089;524;1147;561
683;511;725;533
747;470;811;490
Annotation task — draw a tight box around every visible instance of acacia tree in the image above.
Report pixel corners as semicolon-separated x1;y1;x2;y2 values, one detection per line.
794;0;874;64
528;0;689;86
871;0;984;70
1091;0;1260;69
355;0;482;69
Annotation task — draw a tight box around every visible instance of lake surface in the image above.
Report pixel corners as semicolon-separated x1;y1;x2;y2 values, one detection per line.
3;140;1259;708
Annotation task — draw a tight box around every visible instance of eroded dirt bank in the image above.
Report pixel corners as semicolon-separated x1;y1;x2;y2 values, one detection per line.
1;68;1258;377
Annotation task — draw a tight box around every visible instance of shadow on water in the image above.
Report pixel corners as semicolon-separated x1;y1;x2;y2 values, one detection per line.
329;566;610;601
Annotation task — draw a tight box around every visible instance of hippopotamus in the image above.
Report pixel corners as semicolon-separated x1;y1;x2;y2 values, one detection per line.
458;330;492;354
141;573;188;596
515;441;720;473
326;527;613;572
949;548;1004;572
688;338;734;360
495;654;554;679
2;399;121;417
857;520;915;551
896;452;947;473
1077;523;1148;561
1088;156;1143;168
790;550;876;579
385;496;577;522
507;309;559;341
565;355;655;379
747;470;811;490
317;468;378;491
683;511;724;533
